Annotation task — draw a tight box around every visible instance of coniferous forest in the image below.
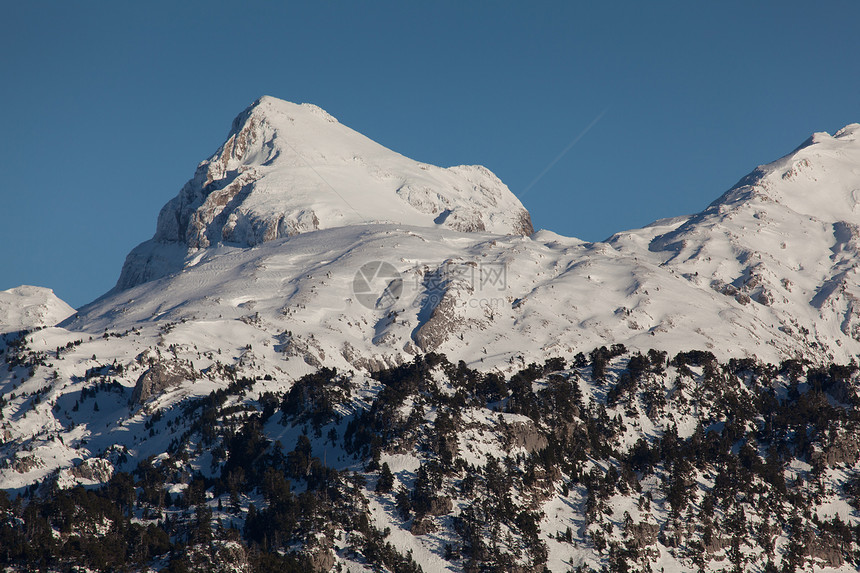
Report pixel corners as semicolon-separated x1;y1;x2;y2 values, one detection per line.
3;346;860;572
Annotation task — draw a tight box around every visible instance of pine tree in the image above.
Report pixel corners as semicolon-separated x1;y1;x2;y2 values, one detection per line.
376;462;394;493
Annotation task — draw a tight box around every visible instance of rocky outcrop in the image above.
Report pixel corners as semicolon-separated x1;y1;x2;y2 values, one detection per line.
427;495;453;516
278;333;325;368
307;543;336;572
183;540;251;572
12;455;42;474
132;359;196;405
811;433;860;468
412;292;463;352
504;420;548;454
341;342;403;372
410;518;438;536
625;521;661;560
69;458;114;483
625;522;660;548
802;531;845;568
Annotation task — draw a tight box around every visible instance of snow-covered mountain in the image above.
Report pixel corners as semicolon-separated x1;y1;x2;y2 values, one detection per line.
0;286;74;334
5;99;860;572
643;123;860;352
70;114;860;378
116;96;532;291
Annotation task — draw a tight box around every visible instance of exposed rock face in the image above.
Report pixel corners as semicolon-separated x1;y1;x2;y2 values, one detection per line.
132;359;197;404
802;531;845;568
626;522;660;548
53;458;117;489
68;458;114;483
412;292;463;352
427;495;453;516
625;521;661;559
278;332;325;368
811;433;860;468
341;342;402;372
701;533;731;555
12;455;42;474
184;540;251;572
410;518;438;536
504;420;549;453
307;544;336;572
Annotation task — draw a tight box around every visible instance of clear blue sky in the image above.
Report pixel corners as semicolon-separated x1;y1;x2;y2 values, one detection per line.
3;1;860;308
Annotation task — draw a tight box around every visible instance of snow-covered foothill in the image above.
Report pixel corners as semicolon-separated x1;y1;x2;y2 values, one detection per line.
0;285;75;334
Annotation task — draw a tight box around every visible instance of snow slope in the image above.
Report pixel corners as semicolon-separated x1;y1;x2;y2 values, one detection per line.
639;122;860;359
0;285;75;334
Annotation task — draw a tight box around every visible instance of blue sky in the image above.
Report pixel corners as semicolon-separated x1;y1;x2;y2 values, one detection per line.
3;1;860;308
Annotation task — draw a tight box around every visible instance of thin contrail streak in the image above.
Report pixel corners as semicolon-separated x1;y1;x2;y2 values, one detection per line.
519;107;609;198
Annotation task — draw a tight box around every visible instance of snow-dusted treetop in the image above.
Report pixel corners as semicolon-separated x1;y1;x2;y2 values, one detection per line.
117;96;532;290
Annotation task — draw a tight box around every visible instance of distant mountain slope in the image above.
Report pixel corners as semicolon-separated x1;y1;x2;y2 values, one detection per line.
0;285;74;334
636;122;860;359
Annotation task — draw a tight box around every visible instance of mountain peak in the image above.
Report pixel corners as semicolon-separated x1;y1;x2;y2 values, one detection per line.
654;123;860;232
239;95;340;126
0;286;75;334
732;123;860;222
117;96;532;290
649;123;860;252
157;95;532;248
